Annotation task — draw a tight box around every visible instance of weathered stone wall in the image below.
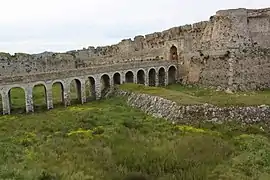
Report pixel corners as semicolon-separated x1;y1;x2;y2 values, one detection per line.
117;90;270;124
230;48;270;91
0;7;270;91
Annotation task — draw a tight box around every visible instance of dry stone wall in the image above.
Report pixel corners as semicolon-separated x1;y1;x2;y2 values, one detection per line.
117;90;270;124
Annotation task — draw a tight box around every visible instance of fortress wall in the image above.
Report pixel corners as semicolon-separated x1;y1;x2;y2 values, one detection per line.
0;20;208;77
230;48;270;91
247;9;270;48
1;7;270;91
182;8;270;91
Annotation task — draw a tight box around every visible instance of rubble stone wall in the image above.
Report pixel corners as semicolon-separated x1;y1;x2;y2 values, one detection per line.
117;89;270;124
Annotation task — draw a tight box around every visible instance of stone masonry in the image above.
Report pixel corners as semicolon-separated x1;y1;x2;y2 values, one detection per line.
0;7;270;114
117;89;270;124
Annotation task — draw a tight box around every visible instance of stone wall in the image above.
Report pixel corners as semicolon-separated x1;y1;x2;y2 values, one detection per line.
0;7;270;91
117;90;270;124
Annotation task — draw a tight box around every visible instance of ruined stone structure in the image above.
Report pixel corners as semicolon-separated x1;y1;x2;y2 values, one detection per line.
118;89;270;124
0;7;270;114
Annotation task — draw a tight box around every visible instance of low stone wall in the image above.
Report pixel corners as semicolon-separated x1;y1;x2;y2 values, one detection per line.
116;90;270;124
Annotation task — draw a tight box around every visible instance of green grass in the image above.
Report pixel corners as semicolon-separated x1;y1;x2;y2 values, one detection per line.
0;97;270;179
1;83;270;179
120;83;270;107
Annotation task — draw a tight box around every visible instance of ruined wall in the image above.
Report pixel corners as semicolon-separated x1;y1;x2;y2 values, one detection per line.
0;15;209;77
117;90;270;124
182;8;270;91
1;7;270;91
229;47;270;91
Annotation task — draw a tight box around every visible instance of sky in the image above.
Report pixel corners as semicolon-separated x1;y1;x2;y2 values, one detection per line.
0;0;270;54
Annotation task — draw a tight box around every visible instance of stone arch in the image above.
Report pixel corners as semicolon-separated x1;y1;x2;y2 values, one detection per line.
70;78;82;104
52;80;65;107
86;76;96;101
158;67;166;86
113;72;121;85
168;66;177;84
32;83;47;111
170;45;178;60
0;92;2;115
100;74;111;97
125;71;134;83
148;68;156;86
8;86;26;113
137;69;145;85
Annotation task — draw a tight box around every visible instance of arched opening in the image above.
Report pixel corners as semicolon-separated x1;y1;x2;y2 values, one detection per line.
52;82;64;107
33;84;47;111
8;87;26;114
113;73;121;85
148;69;156;86
125;71;134;83
137;70;145;85
101;74;111;97
170;45;178;60
168;66;177;84
0;93;3;115
86;77;96;101
70;79;82;104
158;67;166;86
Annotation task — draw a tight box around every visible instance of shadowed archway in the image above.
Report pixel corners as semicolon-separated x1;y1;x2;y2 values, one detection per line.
113;73;121;85
168;66;177;84
170;45;178;60
148;69;156;86
33;84;47;111
70;79;82;104
86;77;96;101
125;71;134;83
8;87;26;114
0;93;2;115
158;67;166;86
101;74;111;97
52;82;64;107
137;70;145;85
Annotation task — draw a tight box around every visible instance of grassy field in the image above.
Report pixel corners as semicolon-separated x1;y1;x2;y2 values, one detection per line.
120;83;270;107
1;83;270;179
1;97;270;180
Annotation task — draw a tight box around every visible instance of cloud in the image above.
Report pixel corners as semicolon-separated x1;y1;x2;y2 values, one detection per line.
0;0;269;54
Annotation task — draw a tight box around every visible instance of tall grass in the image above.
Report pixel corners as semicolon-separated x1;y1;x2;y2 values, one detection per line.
0;84;270;179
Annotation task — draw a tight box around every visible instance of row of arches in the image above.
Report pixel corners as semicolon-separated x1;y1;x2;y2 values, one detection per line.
0;66;177;114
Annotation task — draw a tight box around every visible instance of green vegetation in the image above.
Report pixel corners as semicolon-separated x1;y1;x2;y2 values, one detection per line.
120;83;270;106
1;83;270;179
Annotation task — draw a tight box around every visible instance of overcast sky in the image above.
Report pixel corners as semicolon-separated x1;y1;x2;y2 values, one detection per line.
0;0;269;54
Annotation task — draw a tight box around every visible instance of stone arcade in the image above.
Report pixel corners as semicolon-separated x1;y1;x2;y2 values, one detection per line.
0;7;270;114
0;61;177;114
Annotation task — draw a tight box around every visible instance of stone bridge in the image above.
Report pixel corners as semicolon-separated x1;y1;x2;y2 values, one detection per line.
0;60;178;115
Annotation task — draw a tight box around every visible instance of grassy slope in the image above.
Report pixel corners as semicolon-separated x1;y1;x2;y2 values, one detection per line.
1;84;270;179
120;83;270;107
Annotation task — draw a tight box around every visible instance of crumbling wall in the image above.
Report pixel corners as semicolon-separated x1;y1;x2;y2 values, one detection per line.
247;8;270;48
230;48;270;91
1;7;270;91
